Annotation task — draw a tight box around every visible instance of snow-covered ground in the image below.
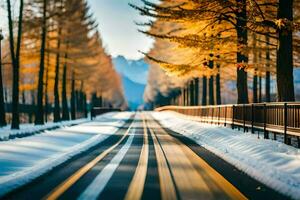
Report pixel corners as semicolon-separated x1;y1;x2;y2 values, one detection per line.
152;111;300;200
0;118;90;141
0;112;133;197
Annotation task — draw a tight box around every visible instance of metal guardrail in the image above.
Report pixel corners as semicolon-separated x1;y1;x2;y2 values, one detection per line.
155;103;300;146
91;107;121;119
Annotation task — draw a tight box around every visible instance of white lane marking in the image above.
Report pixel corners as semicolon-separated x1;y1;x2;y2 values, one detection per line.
78;129;135;200
124;114;149;200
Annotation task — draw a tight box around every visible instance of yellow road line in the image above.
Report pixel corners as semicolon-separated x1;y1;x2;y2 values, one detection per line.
44;122;135;200
179;140;248;200
150;116;247;200
147;120;177;200
150;121;213;200
124;114;149;200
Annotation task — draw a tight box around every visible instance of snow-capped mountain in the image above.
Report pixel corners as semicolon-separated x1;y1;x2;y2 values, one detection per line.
121;76;145;110
113;56;148;85
113;56;149;110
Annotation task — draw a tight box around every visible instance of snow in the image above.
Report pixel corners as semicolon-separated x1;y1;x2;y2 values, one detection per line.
0;118;90;141
0;111;133;197
152;111;300;200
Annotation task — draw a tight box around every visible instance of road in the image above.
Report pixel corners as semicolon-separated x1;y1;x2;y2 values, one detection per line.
3;113;288;200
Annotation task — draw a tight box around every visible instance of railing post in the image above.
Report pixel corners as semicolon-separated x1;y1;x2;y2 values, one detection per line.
218;106;220;126
211;107;214;124
200;108;202;123
224;106;227;127
251;104;254;133
243;104;246;132
263;103;269;139
284;103;288;144
232;105;235;129
91;108;94;120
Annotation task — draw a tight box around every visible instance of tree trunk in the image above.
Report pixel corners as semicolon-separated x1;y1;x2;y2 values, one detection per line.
53;28;62;122
44;41;50;123
44;92;48;123
71;71;76;120
22;91;25;104
78;81;84;114
276;0;295;102
258;45;263;103
91;93;96;107
189;80;194;106
202;76;207;105
208;59;215;105
29;91;35;124
237;68;249;104
216;64;221;105
236;0;249;104
186;88;188;106
184;88;187;106
83;93;88;118
7;0;24;129
252;33;258;103
265;35;271;102
78;91;81;110
99;95;103;107
253;71;258;103
4;88;7;103
259;76;262;102
35;0;47;125
266;72;271;102
61;55;69;121
186;85;190;106
194;78;199;105
181;88;185;106
76;91;80;114
209;76;214;105
0;39;6;127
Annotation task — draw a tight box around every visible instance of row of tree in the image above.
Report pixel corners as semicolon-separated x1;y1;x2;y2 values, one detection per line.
135;0;300;108
0;0;127;129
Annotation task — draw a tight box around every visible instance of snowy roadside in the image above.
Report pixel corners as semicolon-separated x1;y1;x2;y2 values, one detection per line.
0;111;133;197
152;111;300;200
0;118;90;141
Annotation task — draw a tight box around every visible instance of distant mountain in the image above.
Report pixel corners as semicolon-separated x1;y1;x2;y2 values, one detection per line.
113;56;148;85
113;56;149;110
121;75;145;110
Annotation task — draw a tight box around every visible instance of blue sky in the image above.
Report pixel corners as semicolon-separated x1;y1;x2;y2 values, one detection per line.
0;0;154;60
88;0;155;60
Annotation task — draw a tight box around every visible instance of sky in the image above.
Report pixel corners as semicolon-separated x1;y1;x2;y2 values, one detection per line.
0;0;155;60
88;0;155;60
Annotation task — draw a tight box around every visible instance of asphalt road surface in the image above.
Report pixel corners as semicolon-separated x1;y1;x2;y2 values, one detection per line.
3;113;289;200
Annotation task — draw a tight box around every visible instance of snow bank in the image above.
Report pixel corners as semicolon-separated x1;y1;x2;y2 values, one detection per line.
152;111;300;200
0;118;90;141
0;111;133;197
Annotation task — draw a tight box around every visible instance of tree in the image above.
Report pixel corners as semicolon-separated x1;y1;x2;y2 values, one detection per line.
265;35;271;102
0;30;6;126
133;0;300;106
7;0;24;129
61;53;69;120
276;0;295;101
53;23;62;122
35;0;48;125
2;0;128;127
131;0;252;103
